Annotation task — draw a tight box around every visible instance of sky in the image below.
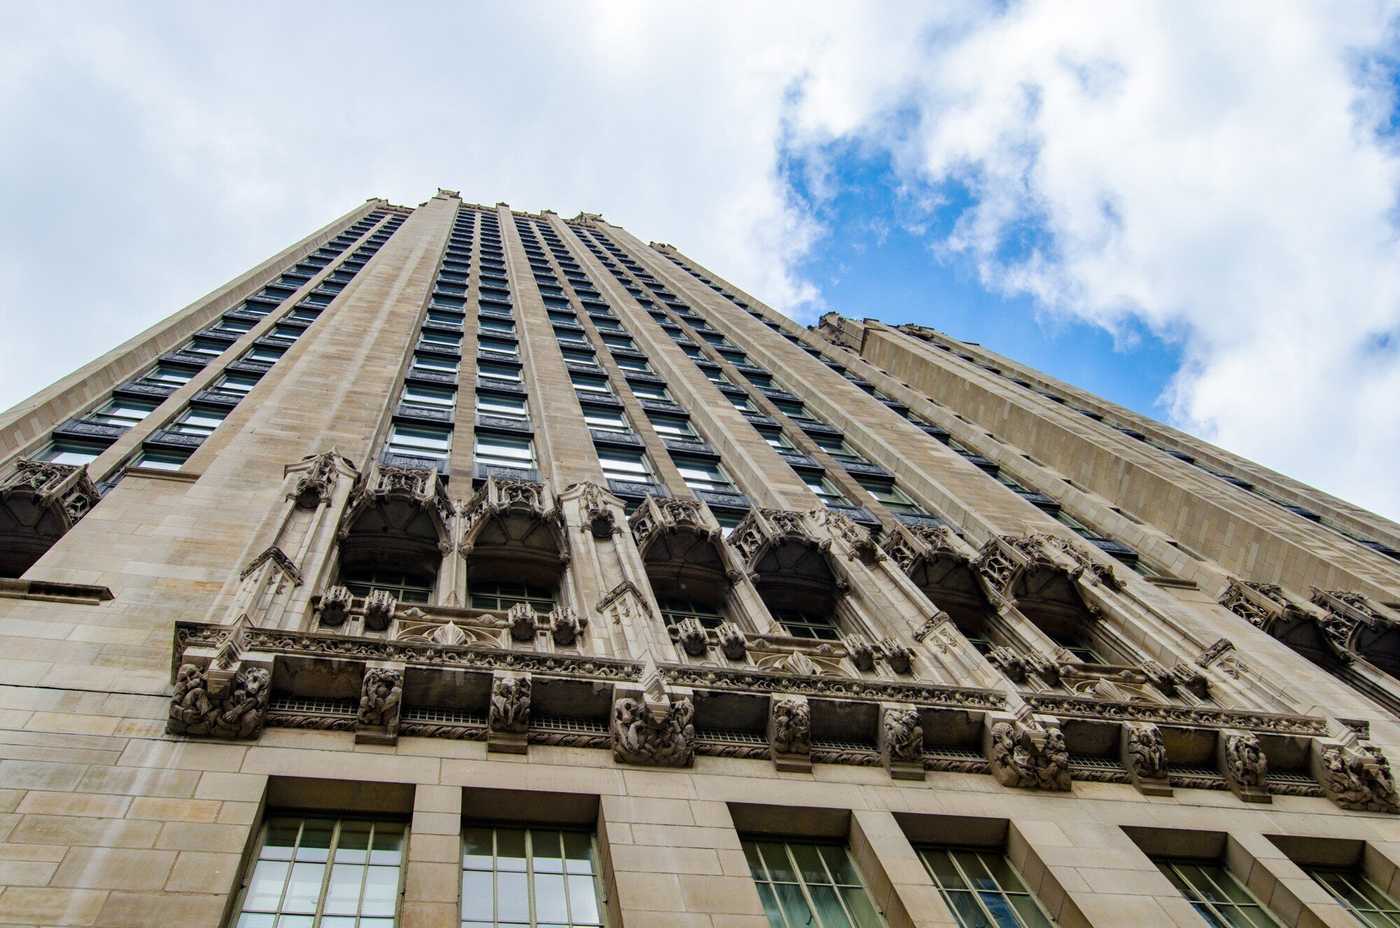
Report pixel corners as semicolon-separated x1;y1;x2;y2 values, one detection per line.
2;2;1399;520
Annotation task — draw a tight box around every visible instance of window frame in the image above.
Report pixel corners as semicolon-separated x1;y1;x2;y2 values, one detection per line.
459;824;605;927
742;837;884;927
917;845;1054;928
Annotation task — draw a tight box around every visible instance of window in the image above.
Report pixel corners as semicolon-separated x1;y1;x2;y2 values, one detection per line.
171;407;227;437
145;365;195;386
1307;866;1400;923
413;353;459;376
90;398;157;428
571;373;612;395
403;384;456;409
421;330;462;350
742;839;882;928
475;433;534;471
615;355;652;374
470;580;556;612
478;392;529;422
478;335;519;358
460;825;603;928
388;423;452;461
812;434;863;463
601;334;635;351
133;448;191;471
1047;631;1106;665
430;310;468;328
774;400;809;419
628;381;671;402
230;815;405;927
598;448;651;482
674;457;735;494
561;348;599;367
216;373;262;395
246;345;287;364
857;479;923;515
719;349;749;365
727;394;756;413
918;846;1053;928
343;569;433;603
184;337;228;357
801;474;848;507
36;441;103;466
271;324;304;342
701;367;731;385
479;361;522;384
758;429;795;452
582;406;629;433
1155;860;1282;927
288;307;322;323
659;597;725;630
649;415;696;439
219;317;255;333
773;608;841;642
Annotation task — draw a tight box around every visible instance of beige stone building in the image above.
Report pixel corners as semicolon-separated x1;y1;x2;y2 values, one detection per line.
1;188;1399;928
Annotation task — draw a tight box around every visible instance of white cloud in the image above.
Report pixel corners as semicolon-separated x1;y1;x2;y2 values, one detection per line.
3;1;1399;520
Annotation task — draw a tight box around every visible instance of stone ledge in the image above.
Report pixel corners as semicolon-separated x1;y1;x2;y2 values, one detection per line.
0;578;114;605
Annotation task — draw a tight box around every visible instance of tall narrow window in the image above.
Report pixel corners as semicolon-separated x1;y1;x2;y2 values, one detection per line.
229;815;406;927
1306;866;1400;924
475;434;534;472
856;479;924;516
773;609;841;642
1155;859;1282;927
918;846;1053;928
469;580;556;612
598;449;651;483
459;825;604;927
742;838;883;928
674;457;735;494
388;424;452;462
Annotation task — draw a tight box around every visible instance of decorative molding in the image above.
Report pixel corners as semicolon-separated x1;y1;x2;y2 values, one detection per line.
168;663;270;739
355;664;403;745
987;714;1071;791
1219;730;1271;803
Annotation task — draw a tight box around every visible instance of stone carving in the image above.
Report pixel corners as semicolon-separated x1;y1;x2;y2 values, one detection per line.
549;606;586;646
674;617;709;657
0;458;101;525
727;508;826;567
881;523;963;574
291;450;344;508
819;509;882;564
461;476;552;543
1198;637;1235;667
611;696;695;767
1124;722;1168;781
239;546;303;585
356;667;403;736
629;496;715;555
168;663;270;739
988;717;1071;791
880;706;924;779
769;695;811;756
363;590;397;631
1319;741;1400;814
847;635;877;672
882;640;914;675
318;585;354;627
576;481;618;538
489;673;532;734
508;602;537;642
716;621;747;660
1220;730;1269;801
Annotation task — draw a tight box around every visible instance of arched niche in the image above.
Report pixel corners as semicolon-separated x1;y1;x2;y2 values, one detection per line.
460;477;568;598
629;495;730;610
0;460;101;578
336;464;452;602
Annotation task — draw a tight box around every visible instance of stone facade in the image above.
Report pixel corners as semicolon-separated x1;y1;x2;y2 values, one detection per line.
0;189;1397;926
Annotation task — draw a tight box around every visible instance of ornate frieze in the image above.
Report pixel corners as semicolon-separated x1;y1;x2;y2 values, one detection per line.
987;714;1071;791
343;463;454;539
815;508;883;564
355;664;403;745
1316;738;1400;814
1023;692;1325;736
1219;730;1270;803
1219;579;1353;664
461;476;548;538
880;522;963;575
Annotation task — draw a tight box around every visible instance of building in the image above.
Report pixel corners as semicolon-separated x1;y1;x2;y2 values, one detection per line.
0;187;1398;927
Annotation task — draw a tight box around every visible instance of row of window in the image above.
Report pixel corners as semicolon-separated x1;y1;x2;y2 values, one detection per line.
37;210;406;476
231;809;1400;928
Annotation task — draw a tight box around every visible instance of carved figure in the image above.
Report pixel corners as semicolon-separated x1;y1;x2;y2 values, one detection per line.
1125;723;1168;781
357;668;403;737
1222;732;1268;788
1320;742;1400;814
716;622;747;660
168;663;270;739
675;616;708;657
989;719;1071;790
489;674;532;734
319;585;353;627
363;590;397;631
611;696;695;766
507;603;537;642
550;606;586;646
848;635;877;672
882;640;914;675
769;695;811;756
881;707;923;764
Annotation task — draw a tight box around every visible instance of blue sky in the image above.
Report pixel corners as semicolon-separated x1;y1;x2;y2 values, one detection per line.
2;2;1399;520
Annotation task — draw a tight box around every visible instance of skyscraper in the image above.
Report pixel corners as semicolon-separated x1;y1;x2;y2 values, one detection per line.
1;188;1398;927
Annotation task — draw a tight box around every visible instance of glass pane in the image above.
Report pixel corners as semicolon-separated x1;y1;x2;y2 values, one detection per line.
809;884;853;927
234;915;276;928
981;854;1028;894
792;844;830;885
567;873;602;924
360;865;398;916
370;824;403;865
943;890;989;928
756;883;786;927
296;821;333;862
461;870;494;919
534;830;565;872
534;872;569;922
323;863;363;914
840;886;884;927
262;820;300;859
244;859;289;910
759;843;797;883
563;832;594;874
821;845;862;886
981;892;1021;927
496;828;527;871
774;882;815;926
464;827;494;869
954;851;997;892
335;823;371;864
319;918;356;928
273;917;314;928
496;870;530;922
281;862;324;913
1011;894;1055;928
923;850;967;891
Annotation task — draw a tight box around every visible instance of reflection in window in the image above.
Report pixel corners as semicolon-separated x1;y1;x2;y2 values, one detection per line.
773;608;841;642
231;815;405;928
742;838;883;928
1155;859;1281;928
918;846;1053;928
1306;866;1400;924
460;825;603;927
342;569;434;603
470;580;556;612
